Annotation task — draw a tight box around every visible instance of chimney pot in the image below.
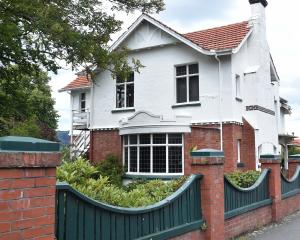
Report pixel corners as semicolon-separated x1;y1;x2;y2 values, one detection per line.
249;0;268;8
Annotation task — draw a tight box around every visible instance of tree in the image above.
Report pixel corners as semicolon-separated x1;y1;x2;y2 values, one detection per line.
0;0;165;77
0;66;58;140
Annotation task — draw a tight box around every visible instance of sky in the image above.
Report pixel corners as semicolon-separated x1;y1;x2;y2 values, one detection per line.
50;0;300;136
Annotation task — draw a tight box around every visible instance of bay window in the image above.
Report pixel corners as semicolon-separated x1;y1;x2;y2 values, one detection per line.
123;133;183;175
176;64;199;103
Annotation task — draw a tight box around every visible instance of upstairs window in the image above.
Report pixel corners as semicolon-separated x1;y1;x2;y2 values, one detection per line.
80;92;86;112
235;74;241;99
176;64;199;103
116;72;134;108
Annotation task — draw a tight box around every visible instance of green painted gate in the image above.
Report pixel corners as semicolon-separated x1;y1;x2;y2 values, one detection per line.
56;174;203;240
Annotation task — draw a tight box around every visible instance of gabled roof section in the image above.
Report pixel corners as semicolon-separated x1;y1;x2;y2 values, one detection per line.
183;21;251;51
59;75;91;92
111;14;252;55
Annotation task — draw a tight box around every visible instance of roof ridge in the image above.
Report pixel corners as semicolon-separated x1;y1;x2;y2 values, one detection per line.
183;20;249;35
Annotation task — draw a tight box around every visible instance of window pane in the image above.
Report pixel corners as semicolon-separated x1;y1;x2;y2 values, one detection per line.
81;101;86;112
126;83;134;107
116;85;125;108
168;147;182;173
153;134;166;144
129;147;137;172
140;147;151;173
116;76;123;83
127;72;134;82
129;135;137;144
168;134;182;144
153;146;166;173
124;147;128;172
140;134;150;144
81;93;86;100
176;77;187;103
176;66;186;76
124;135;128;145
189;64;199;74
189;76;199;102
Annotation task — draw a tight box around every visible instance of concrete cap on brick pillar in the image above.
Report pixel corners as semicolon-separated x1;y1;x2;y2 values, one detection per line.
191;149;224;165
288;154;300;163
259;154;281;164
0;136;60;168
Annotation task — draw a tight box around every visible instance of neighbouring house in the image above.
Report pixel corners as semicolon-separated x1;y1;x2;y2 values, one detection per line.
60;0;293;177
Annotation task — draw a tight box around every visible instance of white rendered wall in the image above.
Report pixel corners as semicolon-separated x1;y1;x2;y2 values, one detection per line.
91;43;235;130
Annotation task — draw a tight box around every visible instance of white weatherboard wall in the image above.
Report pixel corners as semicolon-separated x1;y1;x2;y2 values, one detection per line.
71;89;91;112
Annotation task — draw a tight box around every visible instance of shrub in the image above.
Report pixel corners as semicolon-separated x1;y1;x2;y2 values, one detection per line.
57;158;188;207
96;154;124;186
225;170;261;188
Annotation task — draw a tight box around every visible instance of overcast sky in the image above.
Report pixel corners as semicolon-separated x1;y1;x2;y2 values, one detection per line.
50;0;300;136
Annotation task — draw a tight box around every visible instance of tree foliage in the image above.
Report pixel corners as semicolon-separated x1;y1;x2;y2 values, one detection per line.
0;0;165;78
0;66;58;140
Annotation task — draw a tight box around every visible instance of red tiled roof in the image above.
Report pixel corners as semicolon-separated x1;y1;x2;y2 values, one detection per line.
60;75;91;92
291;139;300;146
183;21;250;51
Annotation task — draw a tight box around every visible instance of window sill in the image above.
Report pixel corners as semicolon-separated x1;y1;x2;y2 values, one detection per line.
123;174;184;180
235;97;243;102
111;108;135;113
171;102;201;109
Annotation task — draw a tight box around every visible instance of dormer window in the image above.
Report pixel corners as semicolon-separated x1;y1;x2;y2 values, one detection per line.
176;64;199;103
116;72;134;108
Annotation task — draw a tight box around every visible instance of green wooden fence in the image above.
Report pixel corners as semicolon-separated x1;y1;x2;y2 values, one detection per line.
281;166;300;199
56;174;203;240
224;169;271;219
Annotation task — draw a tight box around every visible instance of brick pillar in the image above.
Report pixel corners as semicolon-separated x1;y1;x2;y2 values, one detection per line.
288;156;300;178
260;155;282;222
190;149;225;240
0;136;60;240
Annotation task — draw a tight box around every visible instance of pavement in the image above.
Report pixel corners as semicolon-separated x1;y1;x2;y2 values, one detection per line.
237;210;300;240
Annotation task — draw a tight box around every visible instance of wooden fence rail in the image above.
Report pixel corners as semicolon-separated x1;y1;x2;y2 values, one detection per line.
224;169;271;219
56;174;203;240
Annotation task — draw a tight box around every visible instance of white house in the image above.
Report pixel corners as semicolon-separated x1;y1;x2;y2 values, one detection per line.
60;0;292;176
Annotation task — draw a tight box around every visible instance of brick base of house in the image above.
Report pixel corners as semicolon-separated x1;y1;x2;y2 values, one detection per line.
89;119;256;173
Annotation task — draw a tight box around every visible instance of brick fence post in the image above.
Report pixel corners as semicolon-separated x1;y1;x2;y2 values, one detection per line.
287;155;300;178
190;149;225;240
0;136;60;240
260;155;282;222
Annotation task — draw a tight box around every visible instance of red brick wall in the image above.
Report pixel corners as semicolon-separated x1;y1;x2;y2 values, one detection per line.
89;130;122;164
90;122;256;174
170;230;205;240
241;118;256;171
225;206;272;239
0;152;60;240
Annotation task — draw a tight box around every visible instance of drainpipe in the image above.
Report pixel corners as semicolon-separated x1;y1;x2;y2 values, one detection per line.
214;54;223;151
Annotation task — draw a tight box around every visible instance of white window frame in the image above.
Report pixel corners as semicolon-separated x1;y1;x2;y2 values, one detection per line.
175;63;200;104
235;74;241;99
237;139;241;163
116;74;134;109
80;92;86;112
123;133;184;176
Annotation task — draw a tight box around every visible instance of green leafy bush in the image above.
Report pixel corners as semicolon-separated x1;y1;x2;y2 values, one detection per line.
96;154;124;186
57;159;187;207
225;170;261;188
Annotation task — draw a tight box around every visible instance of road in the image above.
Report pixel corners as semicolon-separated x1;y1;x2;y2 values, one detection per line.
238;210;300;240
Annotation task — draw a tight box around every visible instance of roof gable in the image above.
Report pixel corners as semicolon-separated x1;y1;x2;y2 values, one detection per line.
111;14;252;55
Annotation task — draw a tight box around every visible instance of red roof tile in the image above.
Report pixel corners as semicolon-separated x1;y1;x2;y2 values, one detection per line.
60;75;91;92
183;21;250;51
